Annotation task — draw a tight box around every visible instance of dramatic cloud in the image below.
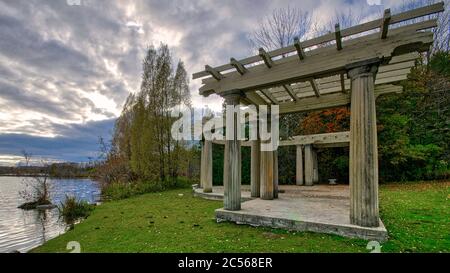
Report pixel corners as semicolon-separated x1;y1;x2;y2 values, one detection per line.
0;0;412;164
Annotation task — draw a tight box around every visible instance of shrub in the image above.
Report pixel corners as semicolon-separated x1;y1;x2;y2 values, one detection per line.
58;195;94;223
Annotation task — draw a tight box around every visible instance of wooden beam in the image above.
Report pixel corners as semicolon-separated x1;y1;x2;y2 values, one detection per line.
283;84;299;101
230;58;247;75
205;65;224;81
279;84;402;114
280;132;350;146
310;79;320;97
335;23;343;51
294;37;305;60
259;48;274;68
245;91;269;105
261;89;278;104
381;9;391;39
340;73;347;93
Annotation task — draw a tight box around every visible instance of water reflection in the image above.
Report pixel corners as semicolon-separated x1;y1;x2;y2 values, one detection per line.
0;177;100;253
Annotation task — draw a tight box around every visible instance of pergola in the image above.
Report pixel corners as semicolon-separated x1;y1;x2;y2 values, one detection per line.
193;3;444;236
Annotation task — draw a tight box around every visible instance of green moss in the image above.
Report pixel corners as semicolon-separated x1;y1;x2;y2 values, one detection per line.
32;181;449;253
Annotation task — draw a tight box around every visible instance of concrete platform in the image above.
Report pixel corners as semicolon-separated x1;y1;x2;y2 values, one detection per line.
194;185;388;242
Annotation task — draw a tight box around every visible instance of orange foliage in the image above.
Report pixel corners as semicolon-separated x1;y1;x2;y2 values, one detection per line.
300;107;350;135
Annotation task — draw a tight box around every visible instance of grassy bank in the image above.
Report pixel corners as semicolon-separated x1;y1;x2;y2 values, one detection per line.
33;181;449;253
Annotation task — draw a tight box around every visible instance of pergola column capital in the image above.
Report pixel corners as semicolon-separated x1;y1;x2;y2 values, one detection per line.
346;58;381;80
222;89;244;105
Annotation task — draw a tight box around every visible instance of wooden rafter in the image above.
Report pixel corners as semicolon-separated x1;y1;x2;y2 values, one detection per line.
283;84;299;101
335;24;343;51
260;89;278;104
309;79;320;97
245;91;269;105
259;48;274;68
205;65;224;81
381;9;391;39
294;37;305;60
230;58;247;75
340;73;347;93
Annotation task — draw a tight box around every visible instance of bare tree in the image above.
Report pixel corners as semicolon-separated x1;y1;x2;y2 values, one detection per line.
249;6;312;51
21;150;32;167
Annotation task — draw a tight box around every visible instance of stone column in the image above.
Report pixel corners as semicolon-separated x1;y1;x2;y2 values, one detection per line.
203;140;213;193
273;150;279;199
223;90;242;211
260;108;274;200
200;140;206;189
313;149;319;184
250;140;261;198
304;144;314;186
260;149;274;200
296;145;304;185
347;59;380;227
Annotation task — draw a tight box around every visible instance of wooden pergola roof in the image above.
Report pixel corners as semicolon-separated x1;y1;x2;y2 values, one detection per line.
193;2;444;114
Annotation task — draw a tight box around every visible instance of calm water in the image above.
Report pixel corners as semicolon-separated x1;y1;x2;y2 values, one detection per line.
0;176;100;253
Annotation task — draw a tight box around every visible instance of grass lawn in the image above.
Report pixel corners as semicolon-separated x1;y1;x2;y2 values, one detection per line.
32;181;449;253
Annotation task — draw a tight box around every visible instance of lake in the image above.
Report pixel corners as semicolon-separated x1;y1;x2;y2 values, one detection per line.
0;176;101;253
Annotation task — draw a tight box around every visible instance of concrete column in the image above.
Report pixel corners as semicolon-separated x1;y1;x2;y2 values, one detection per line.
200;141;206;189
273;150;279;199
260;149;274;200
203;140;213;193
313;149;319;184
296;145;304;185
304;144;314;186
223;91;242;211
347;59;380;227
250;140;261;198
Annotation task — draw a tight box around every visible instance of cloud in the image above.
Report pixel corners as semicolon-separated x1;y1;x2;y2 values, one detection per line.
0;0;415;162
0;119;115;165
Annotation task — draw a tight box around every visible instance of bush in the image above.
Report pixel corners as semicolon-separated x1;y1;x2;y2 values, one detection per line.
58;195;95;222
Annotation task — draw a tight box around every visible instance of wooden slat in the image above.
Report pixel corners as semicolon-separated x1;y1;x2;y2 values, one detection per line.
340;73;346;93
335;24;343;50
294;37;305;60
193;3;442;79
245;91;269;105
260;89;278;104
390;2;444;24
381;9;391;39
259;48;274;68
278;84;403;114
230;58;247;75
283;84;299;101
205;65;224;81
310;79;320;97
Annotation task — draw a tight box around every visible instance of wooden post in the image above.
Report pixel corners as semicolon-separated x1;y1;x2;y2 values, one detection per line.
304;144;314;186
347;59;380;227
223;91;242;211
273;150;279;199
313;149;319;184
203;140;213;193
296;145;304;185
250;140;261;198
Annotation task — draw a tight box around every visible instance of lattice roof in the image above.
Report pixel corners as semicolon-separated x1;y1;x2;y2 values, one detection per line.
193;2;444;114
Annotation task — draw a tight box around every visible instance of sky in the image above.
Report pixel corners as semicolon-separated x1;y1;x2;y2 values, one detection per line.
0;0;431;165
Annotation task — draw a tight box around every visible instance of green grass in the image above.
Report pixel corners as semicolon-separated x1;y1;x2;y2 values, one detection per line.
32;181;449;253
